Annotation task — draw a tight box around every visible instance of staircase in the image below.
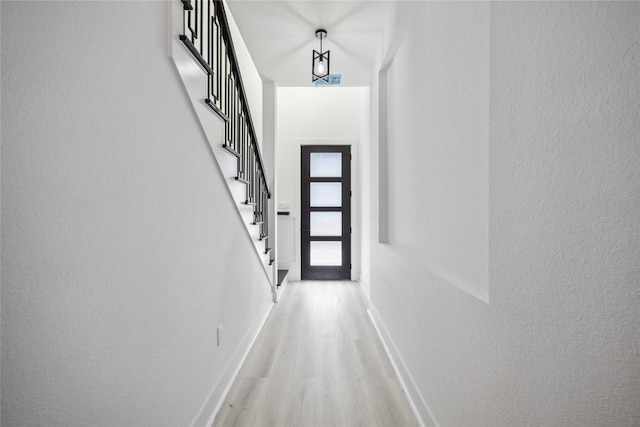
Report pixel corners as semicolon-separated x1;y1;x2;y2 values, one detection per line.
170;0;276;296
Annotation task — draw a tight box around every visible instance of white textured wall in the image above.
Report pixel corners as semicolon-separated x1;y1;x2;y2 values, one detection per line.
386;1;489;300
1;2;272;426
370;1;639;426
358;89;372;298
276;87;368;281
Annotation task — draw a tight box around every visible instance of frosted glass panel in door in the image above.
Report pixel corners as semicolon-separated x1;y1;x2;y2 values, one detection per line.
310;152;342;177
310;212;342;236
310;241;342;266
310;183;342;207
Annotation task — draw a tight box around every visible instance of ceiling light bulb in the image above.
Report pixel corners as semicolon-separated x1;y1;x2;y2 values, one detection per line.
316;60;326;75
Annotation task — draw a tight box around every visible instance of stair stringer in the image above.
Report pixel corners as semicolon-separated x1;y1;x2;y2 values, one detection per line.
168;5;274;289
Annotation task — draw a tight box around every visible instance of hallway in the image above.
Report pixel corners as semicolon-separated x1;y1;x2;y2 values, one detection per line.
213;281;418;427
3;1;638;425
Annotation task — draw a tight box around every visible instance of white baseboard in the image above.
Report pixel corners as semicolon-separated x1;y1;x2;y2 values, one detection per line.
190;301;274;427
359;286;440;427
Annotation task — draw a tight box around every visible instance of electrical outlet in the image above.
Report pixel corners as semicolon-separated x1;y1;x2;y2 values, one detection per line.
217;324;223;346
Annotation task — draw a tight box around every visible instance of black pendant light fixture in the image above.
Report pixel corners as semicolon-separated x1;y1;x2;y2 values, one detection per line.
312;29;330;83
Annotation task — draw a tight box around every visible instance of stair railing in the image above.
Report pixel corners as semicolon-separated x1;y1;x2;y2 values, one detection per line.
179;0;272;254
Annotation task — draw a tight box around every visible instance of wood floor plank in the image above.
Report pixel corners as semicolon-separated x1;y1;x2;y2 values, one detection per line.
213;281;418;427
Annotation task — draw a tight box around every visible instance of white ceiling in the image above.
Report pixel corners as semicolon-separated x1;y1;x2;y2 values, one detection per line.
226;0;400;87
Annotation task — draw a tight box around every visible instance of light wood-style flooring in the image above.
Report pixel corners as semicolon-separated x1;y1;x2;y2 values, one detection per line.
213;281;418;427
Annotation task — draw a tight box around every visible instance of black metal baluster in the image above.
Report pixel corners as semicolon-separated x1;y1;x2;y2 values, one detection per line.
251;140;256;208
207;6;212;105
187;7;195;41
225;73;231;148
212;6;218;107
254;154;260;226
247;128;252;205
257;175;262;230
231;77;236;151
244;118;247;183
237;98;242;179
197;0;200;40
241;112;245;181
263;189;269;245
261;186;265;239
216;20;222;110
234;84;239;154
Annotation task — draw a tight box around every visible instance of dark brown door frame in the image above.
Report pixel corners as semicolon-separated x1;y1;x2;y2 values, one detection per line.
301;145;351;280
